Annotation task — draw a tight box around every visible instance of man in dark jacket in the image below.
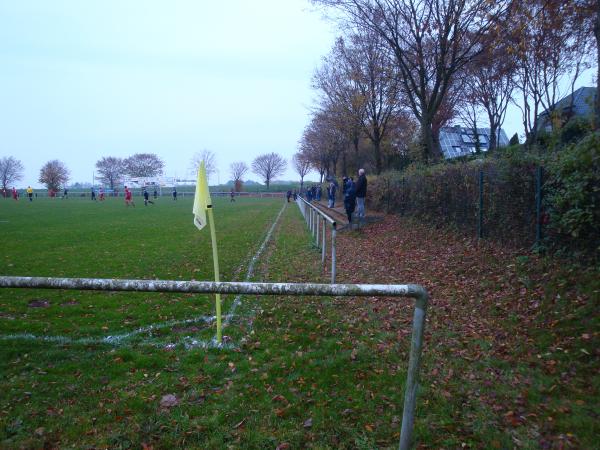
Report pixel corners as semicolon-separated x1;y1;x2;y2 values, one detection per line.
355;168;367;225
343;177;356;225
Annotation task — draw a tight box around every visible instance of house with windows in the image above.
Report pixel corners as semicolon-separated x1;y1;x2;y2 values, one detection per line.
439;126;509;159
537;86;597;132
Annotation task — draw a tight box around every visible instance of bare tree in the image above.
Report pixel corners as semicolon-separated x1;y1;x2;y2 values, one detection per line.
230;162;249;192
124;153;164;177
292;153;312;191
251;153;287;189
190;149;217;180
511;0;593;143
465;33;516;151
313;0;510;162
95;156;126;190
39;160;69;191
0;156;24;194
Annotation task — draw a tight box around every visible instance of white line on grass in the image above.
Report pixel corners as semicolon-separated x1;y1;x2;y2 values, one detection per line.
0;202;288;350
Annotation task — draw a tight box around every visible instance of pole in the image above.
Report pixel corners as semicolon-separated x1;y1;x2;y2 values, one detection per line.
331;224;337;284
207;207;222;343
321;220;326;264
316;215;320;248
478;170;484;239
398;292;428;450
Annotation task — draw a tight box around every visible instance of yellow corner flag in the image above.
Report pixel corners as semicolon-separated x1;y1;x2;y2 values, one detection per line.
193;161;212;230
192;161;223;343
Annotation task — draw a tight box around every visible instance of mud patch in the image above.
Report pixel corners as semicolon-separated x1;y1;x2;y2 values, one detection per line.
28;299;50;308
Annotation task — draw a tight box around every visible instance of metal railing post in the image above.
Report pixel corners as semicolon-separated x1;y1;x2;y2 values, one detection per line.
331;224;337;284
295;197;337;282
399;291;429;450
321;219;326;264
316;215;320;248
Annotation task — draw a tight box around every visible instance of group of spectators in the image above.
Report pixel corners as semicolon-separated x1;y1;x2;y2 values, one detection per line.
304;168;368;227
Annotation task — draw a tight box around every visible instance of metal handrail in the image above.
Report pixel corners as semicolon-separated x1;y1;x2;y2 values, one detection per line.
0;275;428;450
297;195;336;225
296;196;338;283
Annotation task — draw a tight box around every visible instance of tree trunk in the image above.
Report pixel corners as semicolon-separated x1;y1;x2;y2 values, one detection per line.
420;118;435;163
595;0;600;129
488;123;498;151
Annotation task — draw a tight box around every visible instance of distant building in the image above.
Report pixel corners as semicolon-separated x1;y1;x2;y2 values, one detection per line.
537;86;597;132
439;126;509;159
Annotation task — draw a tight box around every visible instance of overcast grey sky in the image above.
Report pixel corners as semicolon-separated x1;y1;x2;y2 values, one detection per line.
0;0;336;187
1;1;594;188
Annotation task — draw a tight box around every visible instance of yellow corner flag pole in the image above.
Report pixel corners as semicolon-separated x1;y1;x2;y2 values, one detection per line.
193;162;222;343
207;206;222;342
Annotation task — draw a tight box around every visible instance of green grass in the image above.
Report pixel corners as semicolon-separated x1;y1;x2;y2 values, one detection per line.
2;197;597;449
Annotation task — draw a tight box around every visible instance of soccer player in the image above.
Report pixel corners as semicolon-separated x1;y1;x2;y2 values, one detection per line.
91;187;96;201
125;186;135;207
143;188;154;206
99;187;105;201
26;186;33;202
172;187;177;201
12;187;18;201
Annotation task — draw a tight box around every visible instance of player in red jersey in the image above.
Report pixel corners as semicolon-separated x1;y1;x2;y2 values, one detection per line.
124;186;135;207
12;187;18;201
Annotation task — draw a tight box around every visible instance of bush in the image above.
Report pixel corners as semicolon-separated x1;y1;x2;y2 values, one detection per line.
560;117;592;145
545;132;600;258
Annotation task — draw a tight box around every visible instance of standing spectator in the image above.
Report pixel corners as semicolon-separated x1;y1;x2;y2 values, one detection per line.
172;187;177;201
153;188;158;199
63;187;68;199
316;185;322;201
91;187;96;201
286;190;292;202
311;185;317;201
355;168;368;226
293;189;297;201
343;177;356;226
328;179;337;208
230;189;236;202
306;186;313;202
26;186;33;202
12;186;18;201
125;186;135;207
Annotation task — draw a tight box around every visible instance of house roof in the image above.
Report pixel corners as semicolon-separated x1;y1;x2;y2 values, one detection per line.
439;126;509;159
539;86;597;118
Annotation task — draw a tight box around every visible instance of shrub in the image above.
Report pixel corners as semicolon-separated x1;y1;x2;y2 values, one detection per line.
560;117;592;145
545;132;600;258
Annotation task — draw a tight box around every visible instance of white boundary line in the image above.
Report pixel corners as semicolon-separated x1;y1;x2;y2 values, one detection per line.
0;202;287;350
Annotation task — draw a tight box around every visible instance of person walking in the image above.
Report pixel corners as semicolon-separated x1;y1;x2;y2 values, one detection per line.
143;188;154;206
286;190;292;202
355;168;368;226
125;186;135;207
343;177;356;227
26;186;33;202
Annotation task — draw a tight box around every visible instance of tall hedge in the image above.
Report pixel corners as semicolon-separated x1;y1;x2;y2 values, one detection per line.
367;133;599;259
